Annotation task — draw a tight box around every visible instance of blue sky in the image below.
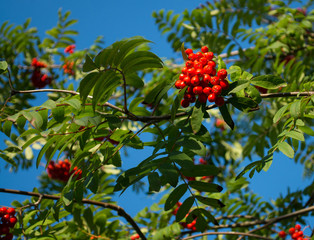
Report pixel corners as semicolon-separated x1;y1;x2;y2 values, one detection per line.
1;0;313;235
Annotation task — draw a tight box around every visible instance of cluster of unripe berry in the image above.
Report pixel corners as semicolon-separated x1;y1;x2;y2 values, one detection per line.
31;58;51;89
175;46;230;108
279;224;308;240
0;207;17;240
47;159;82;182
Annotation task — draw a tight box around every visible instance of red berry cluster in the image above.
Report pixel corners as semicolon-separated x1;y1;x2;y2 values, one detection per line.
0;207;17;240
31;58;51;88
175;46;230;108
64;45;75;54
63;61;75;75
279;224;308;240
47;159;82;182
130;234;140;240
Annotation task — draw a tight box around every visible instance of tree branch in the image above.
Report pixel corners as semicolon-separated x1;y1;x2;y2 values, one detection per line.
0;188;147;240
180;231;272;240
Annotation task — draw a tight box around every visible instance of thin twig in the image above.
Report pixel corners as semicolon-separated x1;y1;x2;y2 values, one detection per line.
0;188;147;240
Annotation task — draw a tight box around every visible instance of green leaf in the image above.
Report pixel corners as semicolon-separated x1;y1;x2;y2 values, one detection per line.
188;181;223;193
245;85;262;104
219;105;234;130
273;105;289;123
229;96;258;112
23;111;43;129
125;73;144;88
196;196;225;208
148;172;161;192
278;141;295;158
217;56;226;71
36;136;59;168
169;152;194;168
3;120;12;137
120;51;163;74
0;60;8;74
83;54;98;72
164;184;188;211
52;107;65;123
41;99;57;109
0;153;17;167
251;75;287;89
92;70;121;110
159;163;179;187
290;100;301;119
286;130;304;141
85;171;99;194
227;80;250;94
63;98;81;110
181;165;220;177
190;105;204;134
181;42;189;61
176;197;194;222
195;214;207;232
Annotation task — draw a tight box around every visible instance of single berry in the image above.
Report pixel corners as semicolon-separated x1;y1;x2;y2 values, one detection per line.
203;87;212;95
201;46;209;53
219;79;229;90
203;74;211;84
6;208;15;217
179;81;186;89
295;224;301;231
203;65;213;74
210;68;216;76
185;60;193;68
9;216;17;227
217;69;228;79
175;80;183;89
190;95;196;103
2;214;10;223
210;76;220;85
193;61;202;69
195;52;203;59
208;93;217;102
191;76;200;86
212;85;222;96
0;207;7;217
215;97;225;106
289;227;295;235
193;86;203;95
181;99;190;108
195;68;203;77
279;230;287;238
199;57;207;65
181;67;188;74
292;232;298;239
187;68;196;76
179;73;186;80
207;60;216;68
185;48;193;55
183;76;191;86
0;225;9;234
204;51;214;60
188;53;197;61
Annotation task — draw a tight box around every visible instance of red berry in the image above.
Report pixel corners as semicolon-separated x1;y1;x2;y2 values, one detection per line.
212;85;222;96
191;76;200;86
215;97;225;106
130;234;140;240
201;46;208;53
204;52;214;60
199;57;207;65
203;87;212;95
0;207;7;217
195;52;203;59
181;67;188;74
198;94;207;103
181;99;190;108
211;68;216;76
179;81;186;89
295;224;301;231
9;216;17;227
185;61;193;68
2;214;10;223
203;65;213;75
188;53;197;61
175;80;182;89
210;76;220;85
184;93;193;100
6;208;15;217
190;95;196;103
219;79;229;90
289;227;295;235
279;230;287;238
203;74;211;84
208;93;217;102
183;76;191;86
292;232;298;239
179;73;186;80
217;69;227;79
185;48;193;55
187;68;196;76
207;60;216;68
193;86;203;95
